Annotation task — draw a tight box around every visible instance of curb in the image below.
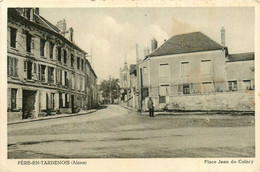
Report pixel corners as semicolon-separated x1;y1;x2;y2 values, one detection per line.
8;109;98;125
120;104;138;112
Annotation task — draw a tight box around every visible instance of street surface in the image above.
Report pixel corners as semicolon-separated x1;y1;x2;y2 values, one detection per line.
8;105;255;158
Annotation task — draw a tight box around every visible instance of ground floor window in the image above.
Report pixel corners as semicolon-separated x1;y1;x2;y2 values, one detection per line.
11;88;17;110
228;81;237;91
159;96;166;103
183;84;190;94
51;93;55;110
243;80;252;90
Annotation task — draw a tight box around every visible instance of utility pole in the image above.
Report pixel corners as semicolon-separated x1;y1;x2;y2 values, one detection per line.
109;75;112;104
136;44;141;111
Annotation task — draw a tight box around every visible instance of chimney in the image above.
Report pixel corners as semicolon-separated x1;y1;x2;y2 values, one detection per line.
69;27;74;42
56;19;67;35
151;38;158;52
221;27;225;46
34;8;39;15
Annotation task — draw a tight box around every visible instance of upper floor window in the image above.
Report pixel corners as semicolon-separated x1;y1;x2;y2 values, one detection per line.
9;27;17;48
25;31;32;53
24;60;33;80
71;53;74;67
159;63;169;78
200;60;211;75
181;62;190;76
64;50;67;64
40;65;46;82
7;56;18;77
40;39;45;57
58;47;62;62
48;67;54;84
77;57;80;70
81;59;84;71
49;43;54;59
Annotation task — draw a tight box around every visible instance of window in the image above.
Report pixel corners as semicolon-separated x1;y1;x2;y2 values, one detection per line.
183;84;190;94
51;93;55;110
159;63;169;78
40;65;46;82
25;31;32;53
77;57;80;70
64;50;67;64
48;67;54;84
123;73;127;81
26;9;31;20
26;61;33;80
81;59;84;71
159;84;169;95
71;53;74;67
7;57;18;77
58;47;61;62
9;27;17;48
243;80;251;90
71;73;75;89
11;89;17;110
59;92;62;108
228;81;237;91
49;43;54;59
202;82;214;93
181;62;190;76
40;39;45;56
143;67;147;74
65;71;69;87
65;93;70;108
200;60;211;75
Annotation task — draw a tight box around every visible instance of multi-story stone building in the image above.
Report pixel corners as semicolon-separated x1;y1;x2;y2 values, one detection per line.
7;8;97;122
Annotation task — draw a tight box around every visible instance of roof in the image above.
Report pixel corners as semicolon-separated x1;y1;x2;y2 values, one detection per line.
227;52;254;62
147;32;225;58
8;8;87;55
86;59;98;78
129;64;136;74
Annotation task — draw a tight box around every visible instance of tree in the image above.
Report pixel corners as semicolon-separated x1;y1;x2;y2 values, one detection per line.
99;78;120;104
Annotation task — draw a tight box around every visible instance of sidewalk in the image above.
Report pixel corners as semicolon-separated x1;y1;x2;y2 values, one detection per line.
8;109;98;125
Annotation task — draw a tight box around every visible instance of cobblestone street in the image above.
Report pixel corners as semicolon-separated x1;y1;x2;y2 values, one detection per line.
8;105;255;158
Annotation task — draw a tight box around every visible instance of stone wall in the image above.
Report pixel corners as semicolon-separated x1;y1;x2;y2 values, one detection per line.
142;91;254;112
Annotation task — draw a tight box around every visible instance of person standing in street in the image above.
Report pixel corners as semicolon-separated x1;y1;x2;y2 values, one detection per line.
148;97;154;117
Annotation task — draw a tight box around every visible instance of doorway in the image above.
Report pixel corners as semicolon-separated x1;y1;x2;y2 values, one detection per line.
22;90;37;119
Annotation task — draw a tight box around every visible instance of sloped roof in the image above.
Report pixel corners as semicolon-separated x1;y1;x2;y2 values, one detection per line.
8;8;86;55
227;52;254;62
147;32;225;58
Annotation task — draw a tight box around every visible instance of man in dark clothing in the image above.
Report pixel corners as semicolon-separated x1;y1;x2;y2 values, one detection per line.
148;97;154;117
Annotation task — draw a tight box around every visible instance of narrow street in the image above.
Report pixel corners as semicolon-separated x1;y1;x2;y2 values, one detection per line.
8;105;255;158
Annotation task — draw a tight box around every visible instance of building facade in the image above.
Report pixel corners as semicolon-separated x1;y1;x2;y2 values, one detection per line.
7;8;97;122
138;31;254;111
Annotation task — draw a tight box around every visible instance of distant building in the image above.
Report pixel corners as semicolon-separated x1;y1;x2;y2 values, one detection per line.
7;8;97;122
119;60;130;102
138;31;254;111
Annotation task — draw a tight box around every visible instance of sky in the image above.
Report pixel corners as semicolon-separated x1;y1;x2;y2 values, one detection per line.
40;7;254;82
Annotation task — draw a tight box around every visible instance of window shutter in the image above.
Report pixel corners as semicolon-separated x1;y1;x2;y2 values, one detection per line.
62;93;65;107
38;64;41;80
7;27;11;47
10;57;13;76
55;93;59;110
17;88;23;110
40;91;46;110
62;70;65;85
7;88;11;110
14;58;18;77
7;57;10;76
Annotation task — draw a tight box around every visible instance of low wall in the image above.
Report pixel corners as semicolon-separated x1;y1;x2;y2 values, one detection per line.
144;91;255;112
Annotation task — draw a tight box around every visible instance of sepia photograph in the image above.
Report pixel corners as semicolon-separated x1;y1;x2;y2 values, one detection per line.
6;7;255;159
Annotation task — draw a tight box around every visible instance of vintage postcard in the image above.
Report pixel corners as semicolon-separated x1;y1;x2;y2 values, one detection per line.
0;0;259;171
